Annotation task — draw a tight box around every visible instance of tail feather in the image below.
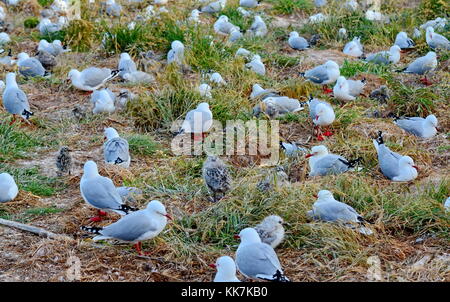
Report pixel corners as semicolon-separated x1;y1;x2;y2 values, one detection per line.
22;109;34;119
257;270;290;282
375;130;384;145
361;77;367;84
299;72;305;77
80;226;103;234
117;204;138;214
395;67;407;73
108;69;120;81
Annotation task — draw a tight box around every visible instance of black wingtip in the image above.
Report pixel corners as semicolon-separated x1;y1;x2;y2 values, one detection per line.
375;131;384;145
299;72;305;77
361;77;367;84
118;204;138;214
80;226;103;234
22;109;34;119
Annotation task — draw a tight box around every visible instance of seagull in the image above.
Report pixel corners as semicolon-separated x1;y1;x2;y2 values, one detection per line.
394;32;415;50
123;71;155;84
307;190;373;235
0;32;11;45
288;31;309;50
247;16;267;37
36;50;57;70
245;54;265;76
372;131;418;182
235;228;290;282
253;96;303;118
426;26;450;50
239;0;258;8
81;200;171;255
399;51;437;86
2;72;33;125
0;173;19;203
343;37;363;57
167;40;185;65
188;9;201;23
178;102;213;137
299;60;340;93
198;83;212;99
105;0;122;17
92;89;115;114
333;76;366;101
0;49;16;67
365;45;401;65
444;197;450;212
307;96;335;140
67;67;119;91
214;15;237;35
309;13;327;23
201;0;226;14
118;53;137;79
80;161;137;222
250;83;279;100
208;72;227;86
257;166;289;192
235;47;252;59
104;127;131;168
338;28;348;40
280;141;308;157
254;215;285;249
229;27;243;42
17;52;48;77
210;256;241;282
56;146;72;176
306;145;361;177
202;156;231;202
393;114;438;138
38;18;63;35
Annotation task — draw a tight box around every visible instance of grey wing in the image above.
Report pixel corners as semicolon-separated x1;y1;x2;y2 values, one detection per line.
405;57;430;75
308;98;320;119
347;80;365;96
19;59;45;76
377;145;400;179
394;118;424;136
101;211;156;241
3;89;29;115
80;176;123;209
237;243;281;278
119;59;137;76
305;65;329;84
81;67;111;87
430;35;450;49
311;155;349;176
273;97;301;113
290;37;309;49
315;201;358;222
104;138;130;164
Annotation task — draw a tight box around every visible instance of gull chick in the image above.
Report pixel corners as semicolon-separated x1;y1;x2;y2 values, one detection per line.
202;156;231;202
56;146;72;176
254;215;285;249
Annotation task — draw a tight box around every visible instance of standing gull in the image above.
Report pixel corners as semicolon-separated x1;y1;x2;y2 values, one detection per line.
202;156;231;202
0;173;19;203
400;51;437;86
80;161;137;222
372;131;418;182
104;127;131;168
235;228;290;282
167;40;185;65
306;145;361;177
299;60;340;93
254;215;285;249
2;73;33;125
307;96;335;140
81;200;171;255
210;256;241;282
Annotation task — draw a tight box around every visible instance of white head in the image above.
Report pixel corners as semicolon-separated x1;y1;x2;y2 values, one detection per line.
336;76;348;89
289;31;299;38
399;156;418;171
0;172;14;184
306;145;329;158
425;114;438;127
218;15;228;22
426;51;437;59
68;69;81;81
104;127;119;140
255;16;263;23
252;83;264;94
390;45;401;54
316;189;334;201
315;103;330;120
191;9;200;17
426;26;434;37
120;53;131;60
39;39;50;47
53;40;63;47
235;227;261;245
83;160;99;177
397;31;407;39
252;54;262;62
339;28;347;35
211;256;237;279
146;200;171;220
325;60;339;70
197;102;210;111
17;52;30;61
261;215;284;229
171;40;184;51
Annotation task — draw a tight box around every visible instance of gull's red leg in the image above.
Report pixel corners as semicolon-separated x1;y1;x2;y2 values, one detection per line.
323;126;333;137
322;85;333;94
9;115;16;126
134;242;143;255
419;77;432;86
98;210;108;217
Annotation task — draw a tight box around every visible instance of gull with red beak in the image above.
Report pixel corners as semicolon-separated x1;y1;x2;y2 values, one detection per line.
307;95;335;141
393;114;438;138
234;228;290;282
306;145;362;177
210;256;241;282
299;60;340;94
81;200;171;255
373;131;418;182
333;76;366;101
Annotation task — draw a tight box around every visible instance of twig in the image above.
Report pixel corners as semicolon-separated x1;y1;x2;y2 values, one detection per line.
0;218;73;241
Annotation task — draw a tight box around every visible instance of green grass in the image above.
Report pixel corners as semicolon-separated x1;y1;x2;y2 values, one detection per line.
0;123;43;162
126;134;159;156
0;207;63;223
268;0;314;15
0;164;65;197
37;0;54;7
339;59;390;78
100;22;151;56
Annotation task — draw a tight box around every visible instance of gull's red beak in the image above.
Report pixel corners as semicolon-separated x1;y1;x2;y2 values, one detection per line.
233;235;240;239
165;214;173;220
305;153;313;158
313;194;318;198
412;165;419;171
315;115;319;121
209;263;216;268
